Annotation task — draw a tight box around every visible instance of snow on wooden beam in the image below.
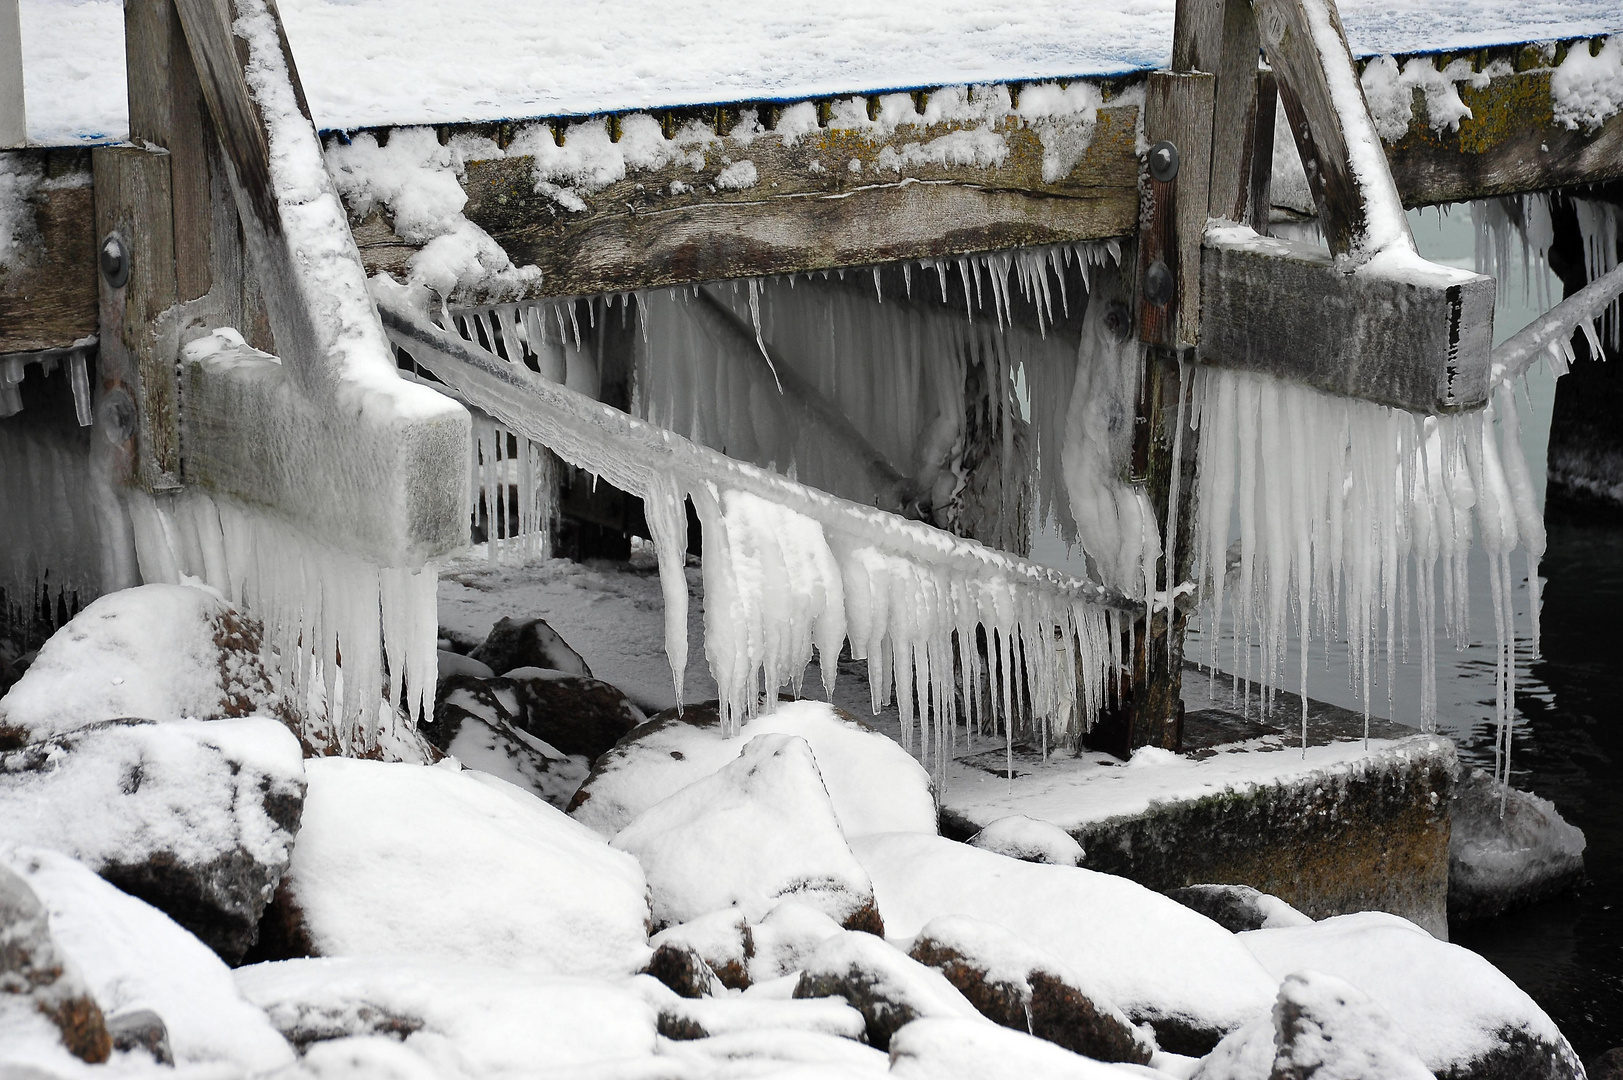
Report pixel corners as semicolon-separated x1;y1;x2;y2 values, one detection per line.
0;151;95;354
1198;223;1496;413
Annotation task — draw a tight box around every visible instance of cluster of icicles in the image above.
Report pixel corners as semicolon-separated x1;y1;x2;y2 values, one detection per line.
123;487;441;756
426;244;1127;773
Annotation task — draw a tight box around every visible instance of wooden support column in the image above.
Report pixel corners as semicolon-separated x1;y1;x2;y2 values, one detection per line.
1137;71;1215;349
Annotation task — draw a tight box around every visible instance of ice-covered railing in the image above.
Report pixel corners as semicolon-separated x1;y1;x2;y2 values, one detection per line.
375;276;1134;772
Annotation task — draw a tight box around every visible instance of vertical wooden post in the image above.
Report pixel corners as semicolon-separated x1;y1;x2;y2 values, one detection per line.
1248;71;1278;232
0;0;24;148
1207;0;1264;225
1137;72;1216;350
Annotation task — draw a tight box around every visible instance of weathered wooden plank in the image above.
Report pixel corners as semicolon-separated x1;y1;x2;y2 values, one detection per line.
0;152;97;353
1199;225;1497;412
1385;55;1623;207
1248;70;1278;231
93;145;181;489
1172;0;1227;75
1207;0;1263;225
1138;71;1215;349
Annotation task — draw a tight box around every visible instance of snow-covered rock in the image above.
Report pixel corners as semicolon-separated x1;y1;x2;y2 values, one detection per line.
0;584;282;747
2;845;295;1074
748;899;847;984
236;957;658;1075
436;649;493;681
1240;911;1583;1079
0;717;305;963
909;915;1153;1064
1449;768;1586;920
0;861;110;1065
611;733;882;932
428;678;589;810
571;698;936;839
629;972;868;1042
470;615;592;678
793;930;989;1050
650;909;753;989
887;1017;1151;1079
657;1026;891;1077
646;940;726;998
267;758;651;976
851;832;1278;1054
967;814;1085;866
504;667;646;761
1165;885;1314;933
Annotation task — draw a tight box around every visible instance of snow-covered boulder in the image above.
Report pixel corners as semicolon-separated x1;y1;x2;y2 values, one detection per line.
470;615;592;678
2;845;295;1074
793;930;989;1050
1192;972;1435;1080
646;940;726;999
571;699;936;839
650;909;753;989
1240;911;1583;1079
629;972;868;1042
909;915;1152;1064
1165;885;1313;933
612;733;882;932
236;957;658;1074
0;717;305;963
0;861;111;1065
0;584;282;748
851;832;1277;1054
505;667;646;761
748;899;847;984
967;814;1085;866
1450;769;1586;920
887;1017;1145;1079
428;676;589;810
266;758;651;976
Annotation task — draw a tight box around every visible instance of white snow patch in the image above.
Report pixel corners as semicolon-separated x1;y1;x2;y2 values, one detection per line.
888;1017;1143;1079
1553;35;1623;130
715;160;759;190
966;815;1084;866
1360;54;1493;142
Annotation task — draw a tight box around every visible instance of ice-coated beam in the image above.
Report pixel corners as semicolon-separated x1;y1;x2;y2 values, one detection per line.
372;278;1139;613
1199;222;1495;413
1492;261;1623;382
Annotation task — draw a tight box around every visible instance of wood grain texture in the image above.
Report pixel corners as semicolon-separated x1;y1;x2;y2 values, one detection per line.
0;152;97;353
1207;0;1262;224
1248;71;1278;231
1199;231;1496;412
1172;0;1227;75
93;145;181;489
1138;71;1215;349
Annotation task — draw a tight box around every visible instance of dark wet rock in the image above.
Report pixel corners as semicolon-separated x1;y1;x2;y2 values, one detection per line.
650;910;754;991
0;718;306;965
793;930;985;1051
908;916;1152;1064
504;669;646;761
0;862;112;1063
107;1008;173;1064
1449;768;1586;921
645;941;725;999
1166;884;1314;933
427;674;589;811
470;616;591;679
1587;1048;1623;1080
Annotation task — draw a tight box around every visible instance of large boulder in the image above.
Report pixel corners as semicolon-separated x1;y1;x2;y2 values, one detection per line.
851;832;1277;1055
1166;885;1314;933
1240;911;1583;1079
571;699;936;839
748;899;847;985
611;734;881;933
793;930;989;1050
258;758;651;977
236;956;658;1070
0;862;111;1064
2;845;295;1073
470;616;592;678
504;668;647;761
887;1017;1142;1080
1449;769;1586;921
908;915;1152;1064
428;674;589;811
0;717;305;963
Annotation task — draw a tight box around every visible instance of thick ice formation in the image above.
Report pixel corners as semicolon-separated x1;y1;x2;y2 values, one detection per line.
121;488;439;755
469;410;555;564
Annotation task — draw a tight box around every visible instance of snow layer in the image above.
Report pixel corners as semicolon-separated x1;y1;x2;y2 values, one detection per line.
798;928;992;1025
850;833;1277;1036
887;1017;1151;1079
0;845;295;1073
1553;35;1623;131
284;758;651;976
572;699;937;839
966;815;1084;866
0;583;279;742
19;0;1621;142
236;958;659;1077
611;733;876;928
1239;911;1571;1074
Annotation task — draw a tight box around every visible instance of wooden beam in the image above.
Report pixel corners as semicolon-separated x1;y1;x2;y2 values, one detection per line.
1199;224;1497;412
1138;71;1216;349
1207;0;1264;225
0;151;97;354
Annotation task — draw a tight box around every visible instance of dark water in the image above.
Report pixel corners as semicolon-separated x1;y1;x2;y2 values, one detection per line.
1449;520;1623;1062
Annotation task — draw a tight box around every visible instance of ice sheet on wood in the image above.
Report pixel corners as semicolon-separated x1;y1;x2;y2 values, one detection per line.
18;0;1623;143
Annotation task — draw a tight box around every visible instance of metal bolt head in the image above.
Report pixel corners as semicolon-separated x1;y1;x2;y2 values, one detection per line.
100;233;130;289
96;387;136;446
1103;301;1133;342
1144;260;1175;308
1148;140;1180;183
